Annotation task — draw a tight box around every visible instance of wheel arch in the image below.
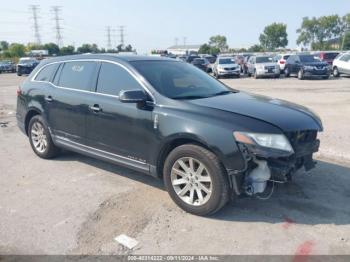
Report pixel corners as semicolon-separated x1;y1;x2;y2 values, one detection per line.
155;134;225;178
24;107;42;135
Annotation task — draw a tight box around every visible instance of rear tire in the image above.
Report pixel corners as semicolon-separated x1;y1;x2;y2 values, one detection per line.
28;115;59;159
284;67;290;77
163;144;230;216
298;69;304;80
254;70;258;79
333;67;340;77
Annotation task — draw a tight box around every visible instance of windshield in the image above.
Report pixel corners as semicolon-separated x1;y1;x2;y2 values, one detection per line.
219;58;235;64
300;55;320;63
256;56;273;63
131;61;233;100
193;59;206;64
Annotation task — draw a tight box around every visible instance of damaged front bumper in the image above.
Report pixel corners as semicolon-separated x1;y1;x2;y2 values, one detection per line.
230;130;320;195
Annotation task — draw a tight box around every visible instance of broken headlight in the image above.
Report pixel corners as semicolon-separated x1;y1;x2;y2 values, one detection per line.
233;132;294;153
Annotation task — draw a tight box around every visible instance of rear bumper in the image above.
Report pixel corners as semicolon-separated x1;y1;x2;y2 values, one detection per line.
16;114;26;135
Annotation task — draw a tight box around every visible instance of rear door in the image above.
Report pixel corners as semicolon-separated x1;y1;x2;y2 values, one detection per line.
47;61;99;143
85;62;154;165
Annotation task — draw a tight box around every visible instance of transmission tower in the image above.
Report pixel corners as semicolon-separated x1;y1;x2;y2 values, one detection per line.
174;37;179;46
51;6;63;47
118;26;126;47
106;26;112;50
29;5;41;45
183;36;187;47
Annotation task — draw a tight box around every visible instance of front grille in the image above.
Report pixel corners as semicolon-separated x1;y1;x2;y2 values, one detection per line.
315;66;325;70
224;67;236;70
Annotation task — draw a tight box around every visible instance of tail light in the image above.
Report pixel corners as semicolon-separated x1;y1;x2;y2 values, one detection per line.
279;60;285;64
17;87;22;96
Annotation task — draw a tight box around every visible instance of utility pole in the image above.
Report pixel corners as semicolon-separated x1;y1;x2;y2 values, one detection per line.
29;5;41;45
106;26;112;50
51;6;63;47
175;37;179;46
183;36;187;47
118;26;125;47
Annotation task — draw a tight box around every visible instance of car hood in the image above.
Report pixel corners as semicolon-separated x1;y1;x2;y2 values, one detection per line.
218;63;239;68
189;92;323;132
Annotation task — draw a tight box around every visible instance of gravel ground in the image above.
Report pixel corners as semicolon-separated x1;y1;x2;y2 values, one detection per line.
0;73;349;255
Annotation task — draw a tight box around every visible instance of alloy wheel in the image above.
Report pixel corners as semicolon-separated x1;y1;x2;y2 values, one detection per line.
171;157;212;206
31;121;48;153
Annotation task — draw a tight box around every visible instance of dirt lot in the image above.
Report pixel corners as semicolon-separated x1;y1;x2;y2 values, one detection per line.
0;73;350;255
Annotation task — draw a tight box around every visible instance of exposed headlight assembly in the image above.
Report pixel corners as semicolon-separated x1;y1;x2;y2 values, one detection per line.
233;131;294;153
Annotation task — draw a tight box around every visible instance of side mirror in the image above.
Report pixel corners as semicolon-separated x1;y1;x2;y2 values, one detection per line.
119;90;148;103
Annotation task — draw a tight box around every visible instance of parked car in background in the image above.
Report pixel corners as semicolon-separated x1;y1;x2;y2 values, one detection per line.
213;57;240;78
284;54;331;80
315;51;340;65
332;52;350;77
176;56;187;62
17;54;323;216
247;55;280;78
191;58;211;72
274;54;291;73
17;58;40;76
203;55;217;64
186;55;200;64
0;60;16;73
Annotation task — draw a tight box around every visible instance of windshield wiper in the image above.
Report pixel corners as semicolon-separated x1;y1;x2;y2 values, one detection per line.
172;95;210;100
209;90;232;97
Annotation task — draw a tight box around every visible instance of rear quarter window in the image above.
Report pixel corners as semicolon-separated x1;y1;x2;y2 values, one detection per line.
34;63;59;82
58;61;97;91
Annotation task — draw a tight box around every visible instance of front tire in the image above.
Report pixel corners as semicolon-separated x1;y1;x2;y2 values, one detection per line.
163;144;230;216
28;115;59;159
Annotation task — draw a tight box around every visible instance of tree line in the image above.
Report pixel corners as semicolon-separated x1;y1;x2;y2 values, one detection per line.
199;13;350;54
0;41;135;60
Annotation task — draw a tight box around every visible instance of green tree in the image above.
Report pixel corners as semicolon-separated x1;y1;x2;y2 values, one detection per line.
297;15;342;50
77;43;100;53
259;23;288;51
8;43;26;57
59;45;75;56
209;35;228;52
43;43;60;55
198;44;211;54
342;32;350;50
0;41;9;51
248;44;264;52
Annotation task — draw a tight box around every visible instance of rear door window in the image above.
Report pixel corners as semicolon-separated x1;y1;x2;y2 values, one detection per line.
58;61;97;91
35;63;59;82
96;62;142;96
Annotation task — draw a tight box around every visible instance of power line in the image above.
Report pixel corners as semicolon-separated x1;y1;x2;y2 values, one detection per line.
51;6;63;47
29;5;41;45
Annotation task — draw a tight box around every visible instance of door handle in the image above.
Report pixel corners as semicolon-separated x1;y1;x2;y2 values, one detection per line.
45;96;53;102
89;104;101;112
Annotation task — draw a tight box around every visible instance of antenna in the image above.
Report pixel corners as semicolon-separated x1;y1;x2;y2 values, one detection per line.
51;6;63;47
29;5;41;45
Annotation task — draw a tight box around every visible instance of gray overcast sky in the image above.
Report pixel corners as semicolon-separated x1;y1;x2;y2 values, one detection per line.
0;0;349;53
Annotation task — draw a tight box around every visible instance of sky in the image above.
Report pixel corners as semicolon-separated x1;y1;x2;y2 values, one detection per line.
0;0;349;54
